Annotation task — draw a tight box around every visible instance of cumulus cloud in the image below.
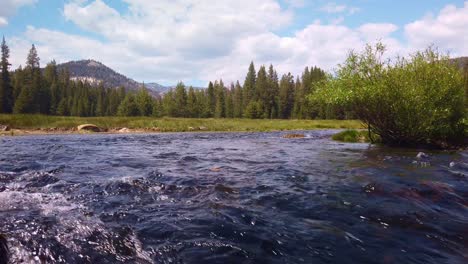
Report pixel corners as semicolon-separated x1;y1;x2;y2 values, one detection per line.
405;1;468;56
6;0;468;85
0;0;37;27
0;17;8;26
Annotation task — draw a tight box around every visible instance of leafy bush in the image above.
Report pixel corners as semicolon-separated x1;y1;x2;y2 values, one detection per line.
311;43;466;148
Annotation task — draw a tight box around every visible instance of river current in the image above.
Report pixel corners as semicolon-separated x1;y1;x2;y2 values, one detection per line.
0;130;467;263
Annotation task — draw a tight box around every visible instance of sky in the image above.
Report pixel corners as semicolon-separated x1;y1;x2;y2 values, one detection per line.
0;0;467;86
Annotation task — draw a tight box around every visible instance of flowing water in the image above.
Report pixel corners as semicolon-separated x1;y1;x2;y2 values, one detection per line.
0;130;467;263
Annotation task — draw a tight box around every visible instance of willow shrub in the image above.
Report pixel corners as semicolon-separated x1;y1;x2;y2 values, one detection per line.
311;43;466;148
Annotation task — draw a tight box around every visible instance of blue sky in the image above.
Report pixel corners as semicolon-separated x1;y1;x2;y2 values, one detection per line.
1;0;467;86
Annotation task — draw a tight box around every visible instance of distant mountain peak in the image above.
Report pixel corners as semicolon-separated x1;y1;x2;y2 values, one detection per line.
55;59;204;97
86;60;104;68
56;60;165;96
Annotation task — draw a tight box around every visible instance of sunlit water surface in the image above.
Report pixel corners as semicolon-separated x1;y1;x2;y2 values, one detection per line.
0;130;467;263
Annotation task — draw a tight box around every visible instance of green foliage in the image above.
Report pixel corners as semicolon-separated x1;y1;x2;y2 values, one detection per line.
312;43;466;147
243;62;256;109
117;93;140;116
214;80;225;118
332;129;380;143
0;37;13;113
278;73;295;119
244;101;264;119
136;86;154;116
3;41;332;121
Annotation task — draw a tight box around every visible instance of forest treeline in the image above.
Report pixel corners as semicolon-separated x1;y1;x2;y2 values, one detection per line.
0;38;337;119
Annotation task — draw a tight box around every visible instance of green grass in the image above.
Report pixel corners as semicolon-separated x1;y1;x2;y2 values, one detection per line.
0;114;363;133
332;129;380;143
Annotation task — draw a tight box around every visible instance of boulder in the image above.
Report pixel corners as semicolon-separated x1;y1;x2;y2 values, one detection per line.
188;127;196;131
118;128;131;133
77;124;101;132
199;126;208;131
282;133;305;139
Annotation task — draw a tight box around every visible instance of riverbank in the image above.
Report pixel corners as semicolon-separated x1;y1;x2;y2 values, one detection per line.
0;114;363;136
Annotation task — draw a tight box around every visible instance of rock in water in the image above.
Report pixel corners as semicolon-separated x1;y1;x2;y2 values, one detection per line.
77;124;101;132
449;162;456;168
416;152;429;159
283;134;305;139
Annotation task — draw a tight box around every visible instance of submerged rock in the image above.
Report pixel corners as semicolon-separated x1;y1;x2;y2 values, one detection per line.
210;167;222;172
416;152;429;159
77;124;101;132
282;134;305;139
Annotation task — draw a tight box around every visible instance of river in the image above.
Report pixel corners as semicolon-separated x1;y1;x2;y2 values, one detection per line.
0;130;467;263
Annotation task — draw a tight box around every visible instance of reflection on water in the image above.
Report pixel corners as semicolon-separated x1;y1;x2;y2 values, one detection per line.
0;131;467;263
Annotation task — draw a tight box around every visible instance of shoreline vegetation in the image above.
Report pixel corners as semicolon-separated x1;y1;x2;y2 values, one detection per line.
0;114;363;136
0;38;466;147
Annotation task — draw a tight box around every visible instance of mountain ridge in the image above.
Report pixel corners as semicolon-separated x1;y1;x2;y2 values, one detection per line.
56;59;181;96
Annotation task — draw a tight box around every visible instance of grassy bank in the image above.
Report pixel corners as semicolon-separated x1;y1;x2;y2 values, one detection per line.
0;114;363;133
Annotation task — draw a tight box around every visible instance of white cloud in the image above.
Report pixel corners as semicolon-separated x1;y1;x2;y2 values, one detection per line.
320;2;360;15
0;17;8;26
404;1;468;56
0;0;37;27
6;1;468;86
359;23;399;40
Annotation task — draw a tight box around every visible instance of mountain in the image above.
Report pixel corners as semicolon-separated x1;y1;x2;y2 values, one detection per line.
451;57;468;70
58;60;140;89
145;82;173;95
56;60;173;96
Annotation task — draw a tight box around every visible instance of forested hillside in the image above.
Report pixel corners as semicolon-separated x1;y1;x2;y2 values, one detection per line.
1;38;467;119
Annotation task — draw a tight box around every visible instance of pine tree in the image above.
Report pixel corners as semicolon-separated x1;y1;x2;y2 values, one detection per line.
95;83;105;116
243;62;256;109
233;81;243;118
162;89;176;117
197;89;210;118
117;93;139;116
244;100;263;119
278;73;295;119
187;86;198;118
136;85;154;116
214;80;226;118
152;98;163;117
56;97;69;116
292;76;302;119
207;81;215;117
174;82;187;117
0;37;13;113
21;44;42;113
254;66;268;118
225;83;234;118
266;64;279;118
